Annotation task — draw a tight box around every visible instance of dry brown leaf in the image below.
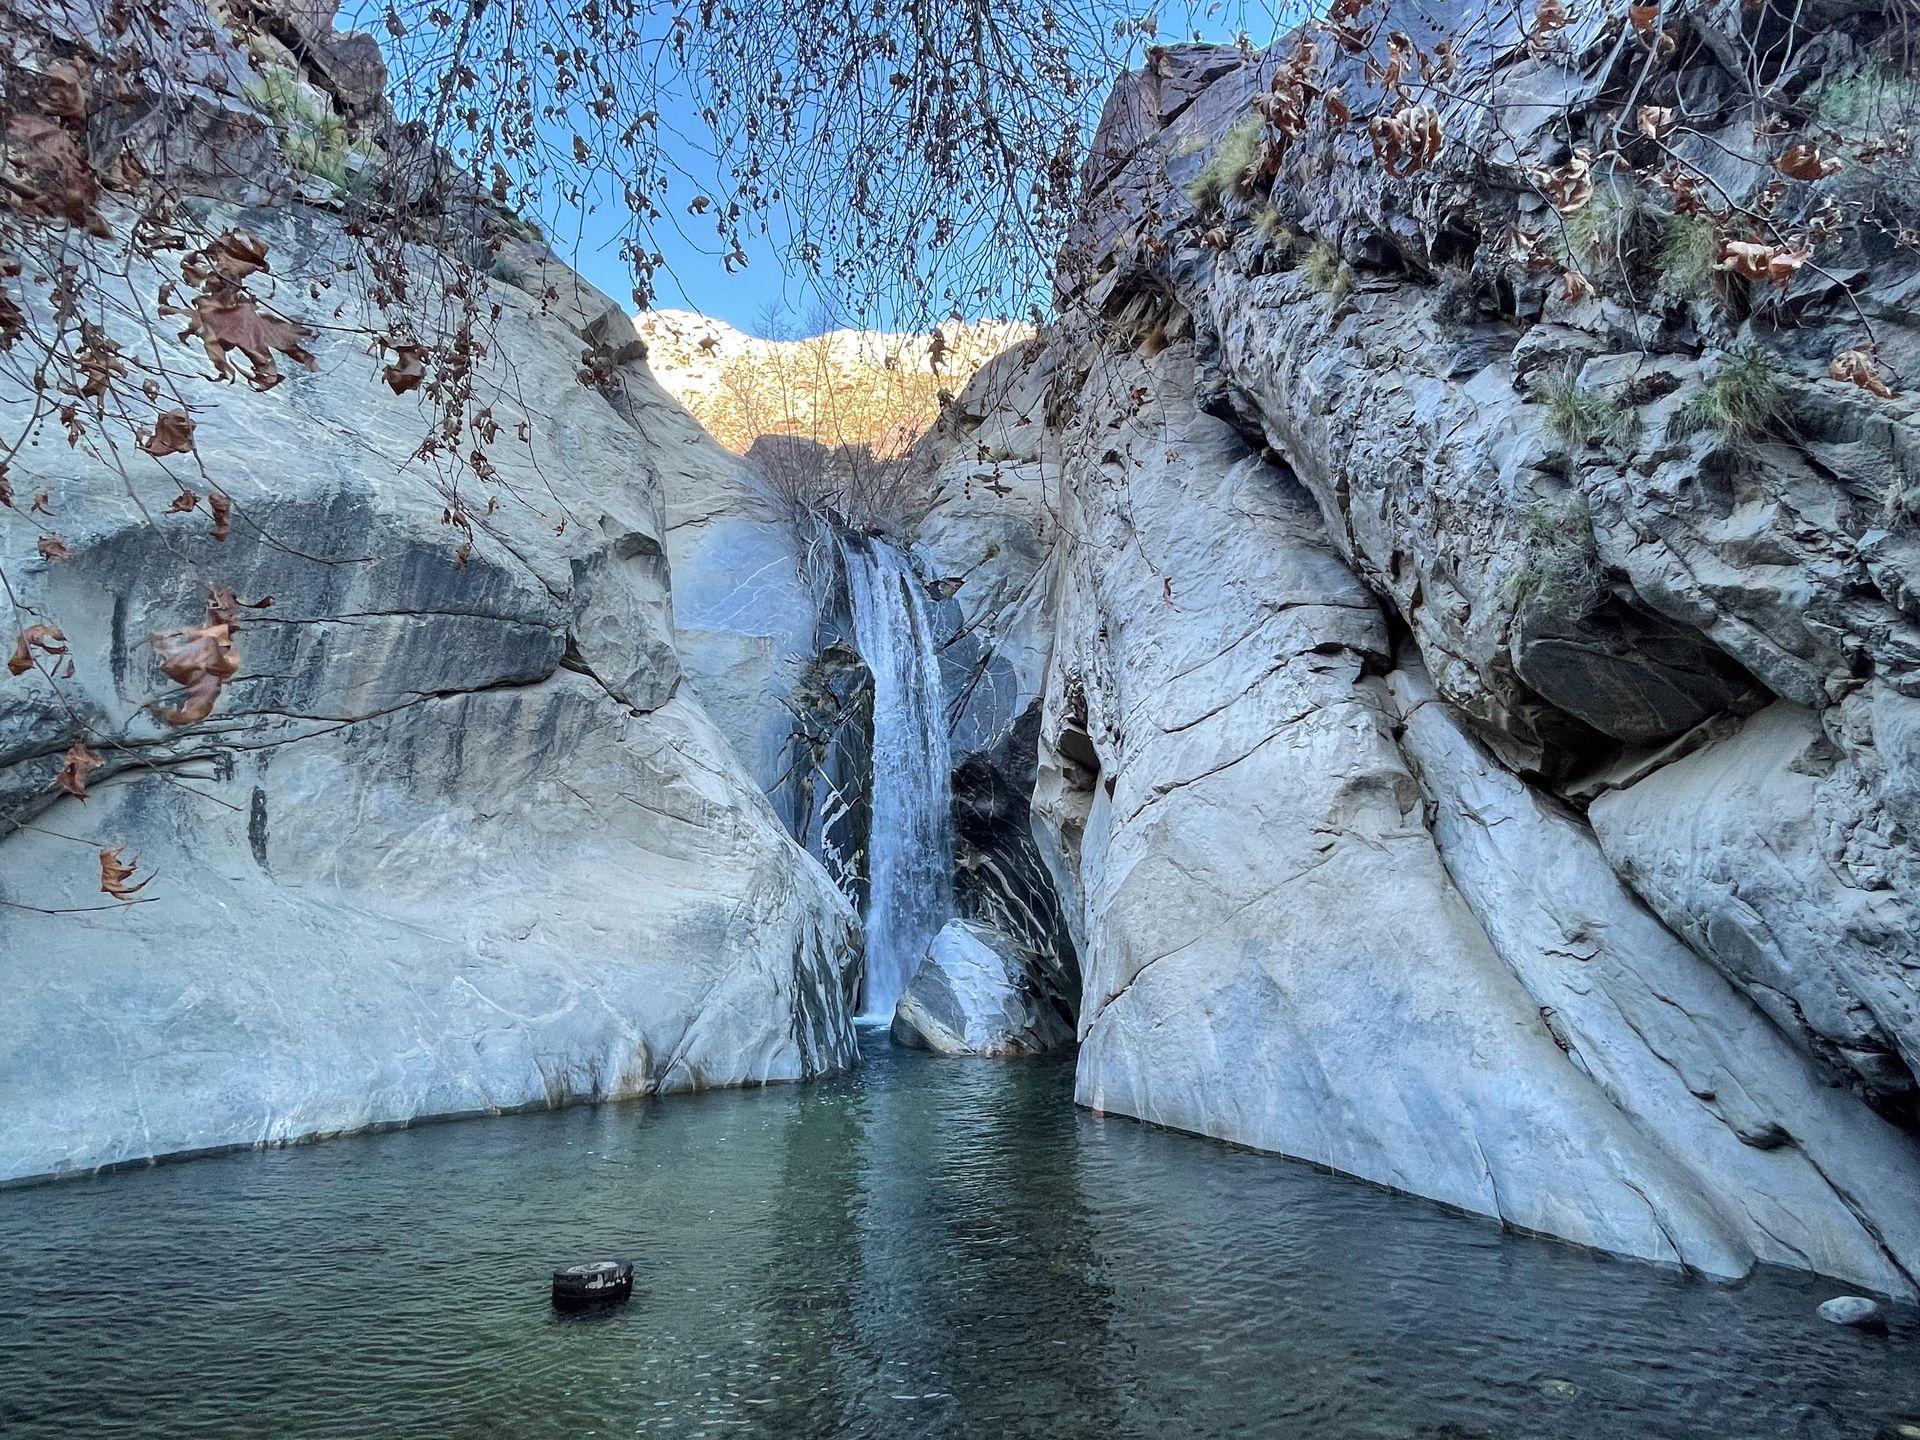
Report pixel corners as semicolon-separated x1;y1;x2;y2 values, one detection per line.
9;623;68;676
2;113;110;237
182;231;271;287
1776;142;1842;181
55;743;103;799
99;845;154;899
383;338;429;393
1323;20;1373;53
1715;236;1809;287
1529;0;1571;55
1562;270;1597;303
1830;349;1897;398
1506;224;1557;274
141;409;195;457
1534;150;1597;212
1325;89;1351;126
167;489;200;514
209;491;231;541
75;324;127;407
207;585;272;630
1628;2;1659;31
177;285;317;391
0;290;24;351
1637;106;1675;140
36;535;70;562
150;618;238;725
1369;104;1443;177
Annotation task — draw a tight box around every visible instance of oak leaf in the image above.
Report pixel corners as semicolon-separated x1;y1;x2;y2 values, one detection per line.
36;535;70;561
1830;349;1896;398
56;743;103;799
141;409;195;457
209;491;231;541
9;623;68;675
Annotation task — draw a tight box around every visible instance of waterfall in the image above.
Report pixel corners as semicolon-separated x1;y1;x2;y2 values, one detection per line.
839;536;954;1020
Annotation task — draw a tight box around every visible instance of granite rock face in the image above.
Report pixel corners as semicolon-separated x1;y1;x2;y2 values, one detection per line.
1015;331;1920;1289
627;368;824;830
972;0;1920;1293
1390;666;1920;1295
1589;702;1920;1108
1057;1;1920;1118
890;920;1074;1058
0;203;859;1185
908;346;1082;1015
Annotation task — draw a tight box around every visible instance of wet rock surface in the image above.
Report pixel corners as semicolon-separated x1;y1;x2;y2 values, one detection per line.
891;920;1074;1058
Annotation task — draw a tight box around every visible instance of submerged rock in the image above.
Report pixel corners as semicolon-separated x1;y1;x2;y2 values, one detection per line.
890;921;1074;1057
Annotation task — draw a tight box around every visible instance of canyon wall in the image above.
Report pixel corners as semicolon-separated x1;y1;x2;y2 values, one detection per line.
907;0;1920;1293
0;5;860;1184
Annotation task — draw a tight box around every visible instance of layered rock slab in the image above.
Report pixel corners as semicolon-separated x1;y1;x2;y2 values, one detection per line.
1392;666;1920;1295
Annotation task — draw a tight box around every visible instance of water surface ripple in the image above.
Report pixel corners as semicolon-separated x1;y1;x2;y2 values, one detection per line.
1;1042;1915;1438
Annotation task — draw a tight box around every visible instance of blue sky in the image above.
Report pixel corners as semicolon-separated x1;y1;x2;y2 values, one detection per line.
355;3;1298;338
529;7;1303;337
540;167;825;338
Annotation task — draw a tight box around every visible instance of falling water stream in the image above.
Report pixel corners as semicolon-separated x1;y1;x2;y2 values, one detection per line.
838;536;954;1019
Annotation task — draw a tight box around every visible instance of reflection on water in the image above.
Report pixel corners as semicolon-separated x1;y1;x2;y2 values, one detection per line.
1;1038;1915;1439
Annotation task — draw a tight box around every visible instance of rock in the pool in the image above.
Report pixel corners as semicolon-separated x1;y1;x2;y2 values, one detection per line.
891;921;1074;1057
1818;1296;1889;1331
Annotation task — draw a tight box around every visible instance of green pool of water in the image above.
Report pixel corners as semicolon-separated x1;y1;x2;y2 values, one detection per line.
1;1038;1915;1438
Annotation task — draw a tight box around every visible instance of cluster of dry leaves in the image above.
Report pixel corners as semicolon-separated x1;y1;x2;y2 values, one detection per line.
1200;0;1908;401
